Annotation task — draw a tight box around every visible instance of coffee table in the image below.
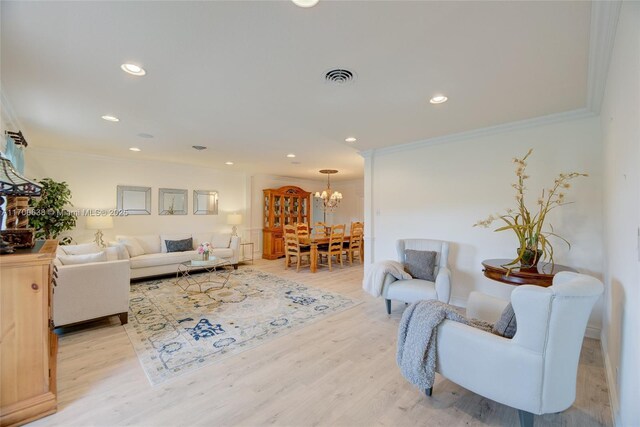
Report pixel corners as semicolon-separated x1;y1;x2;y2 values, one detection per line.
175;256;233;293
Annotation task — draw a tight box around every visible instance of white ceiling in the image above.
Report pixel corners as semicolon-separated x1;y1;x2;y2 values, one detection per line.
1;1;591;180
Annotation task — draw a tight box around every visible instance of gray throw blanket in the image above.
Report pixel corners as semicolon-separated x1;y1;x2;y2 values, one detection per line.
397;300;493;390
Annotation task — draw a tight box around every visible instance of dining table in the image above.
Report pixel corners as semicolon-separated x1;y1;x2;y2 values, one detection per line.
300;234;352;273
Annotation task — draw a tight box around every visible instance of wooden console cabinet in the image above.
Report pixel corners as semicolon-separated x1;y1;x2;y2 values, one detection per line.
0;240;58;426
262;186;311;260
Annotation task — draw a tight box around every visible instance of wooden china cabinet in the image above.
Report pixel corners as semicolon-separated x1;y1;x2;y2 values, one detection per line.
0;240;58;426
262;186;311;260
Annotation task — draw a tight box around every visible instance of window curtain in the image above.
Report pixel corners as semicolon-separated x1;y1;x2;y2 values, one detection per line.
4;134;24;173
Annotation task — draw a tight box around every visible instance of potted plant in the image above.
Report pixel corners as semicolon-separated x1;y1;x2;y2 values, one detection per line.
28;178;77;245
474;149;587;268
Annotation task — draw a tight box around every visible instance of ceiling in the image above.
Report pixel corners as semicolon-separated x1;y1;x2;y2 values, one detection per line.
1;1;591;180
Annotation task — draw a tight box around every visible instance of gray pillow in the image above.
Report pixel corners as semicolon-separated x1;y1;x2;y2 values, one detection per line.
404;249;437;281
165;238;193;253
492;303;517;338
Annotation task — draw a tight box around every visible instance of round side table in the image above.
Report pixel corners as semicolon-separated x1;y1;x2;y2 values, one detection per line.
481;259;577;287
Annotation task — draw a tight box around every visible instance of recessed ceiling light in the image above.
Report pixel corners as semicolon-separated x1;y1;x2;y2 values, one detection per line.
345;137;357;143
121;63;146;76
129;147;141;152
101;115;119;122
225;161;234;165
429;95;448;104
137;133;154;138
286;153;296;158
291;0;319;8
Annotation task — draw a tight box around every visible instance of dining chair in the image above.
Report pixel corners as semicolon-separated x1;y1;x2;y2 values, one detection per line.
317;224;345;271
296;222;310;243
343;226;363;265
313;222;328;236
350;221;364;234
284;224;311;272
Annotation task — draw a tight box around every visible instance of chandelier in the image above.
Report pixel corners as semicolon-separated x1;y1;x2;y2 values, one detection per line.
315;169;343;212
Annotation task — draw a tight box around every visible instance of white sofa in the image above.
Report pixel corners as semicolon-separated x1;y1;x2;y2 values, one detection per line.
112;232;240;279
53;243;131;327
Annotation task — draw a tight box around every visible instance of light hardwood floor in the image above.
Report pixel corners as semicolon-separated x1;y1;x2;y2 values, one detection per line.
32;259;612;427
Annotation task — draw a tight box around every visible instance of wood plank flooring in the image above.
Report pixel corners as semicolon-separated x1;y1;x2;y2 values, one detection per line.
31;259;612;426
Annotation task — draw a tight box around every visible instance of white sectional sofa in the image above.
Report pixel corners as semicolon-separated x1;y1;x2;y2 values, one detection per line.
112;232;240;279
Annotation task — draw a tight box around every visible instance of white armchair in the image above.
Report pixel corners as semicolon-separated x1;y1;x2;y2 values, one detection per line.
431;272;603;427
53;259;131;327
382;239;451;314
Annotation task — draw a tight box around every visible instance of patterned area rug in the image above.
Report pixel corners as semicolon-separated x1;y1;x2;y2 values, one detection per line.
124;268;359;385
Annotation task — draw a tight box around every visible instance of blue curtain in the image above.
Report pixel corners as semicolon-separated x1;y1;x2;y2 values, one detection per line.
4;135;24;173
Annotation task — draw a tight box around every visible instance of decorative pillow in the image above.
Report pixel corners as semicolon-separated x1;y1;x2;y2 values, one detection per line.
117;236;145;257
492;303;518;339
104;246;119;261
165;238;193;253
60;242;101;255
160;233;191;253
212;233;231;248
58;251;107;265
133;235;161;254
108;242;130;260
403;249;437;281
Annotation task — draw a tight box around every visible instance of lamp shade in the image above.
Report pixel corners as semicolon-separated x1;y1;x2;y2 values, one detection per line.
86;215;114;230
227;213;242;225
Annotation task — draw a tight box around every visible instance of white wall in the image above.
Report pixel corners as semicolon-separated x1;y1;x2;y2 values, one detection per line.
249;174;364;256
21;148;364;257
25;148;248;244
600;2;640;425
364;115;604;335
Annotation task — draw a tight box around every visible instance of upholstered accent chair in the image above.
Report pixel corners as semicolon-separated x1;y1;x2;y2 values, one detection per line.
429;272;603;427
382;239;451;314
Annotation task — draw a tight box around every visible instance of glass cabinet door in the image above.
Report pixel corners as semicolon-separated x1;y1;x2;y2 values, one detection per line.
264;194;271;227
274;195;282;227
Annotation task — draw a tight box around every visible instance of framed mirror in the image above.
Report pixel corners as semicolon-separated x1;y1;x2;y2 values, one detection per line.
159;188;188;215
193;190;218;215
117;185;151;215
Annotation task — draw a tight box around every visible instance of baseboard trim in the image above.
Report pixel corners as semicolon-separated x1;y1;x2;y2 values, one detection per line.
601;338;621;426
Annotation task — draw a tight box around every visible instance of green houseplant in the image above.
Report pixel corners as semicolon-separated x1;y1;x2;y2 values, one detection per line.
28;178;76;245
474;149;587;268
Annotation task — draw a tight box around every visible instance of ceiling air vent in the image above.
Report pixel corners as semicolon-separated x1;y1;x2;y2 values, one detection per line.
192;145;207;151
324;68;355;85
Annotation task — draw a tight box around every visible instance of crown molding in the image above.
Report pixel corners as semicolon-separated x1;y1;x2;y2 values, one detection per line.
364;108;595;157
586;0;622;113
359;3;621;159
